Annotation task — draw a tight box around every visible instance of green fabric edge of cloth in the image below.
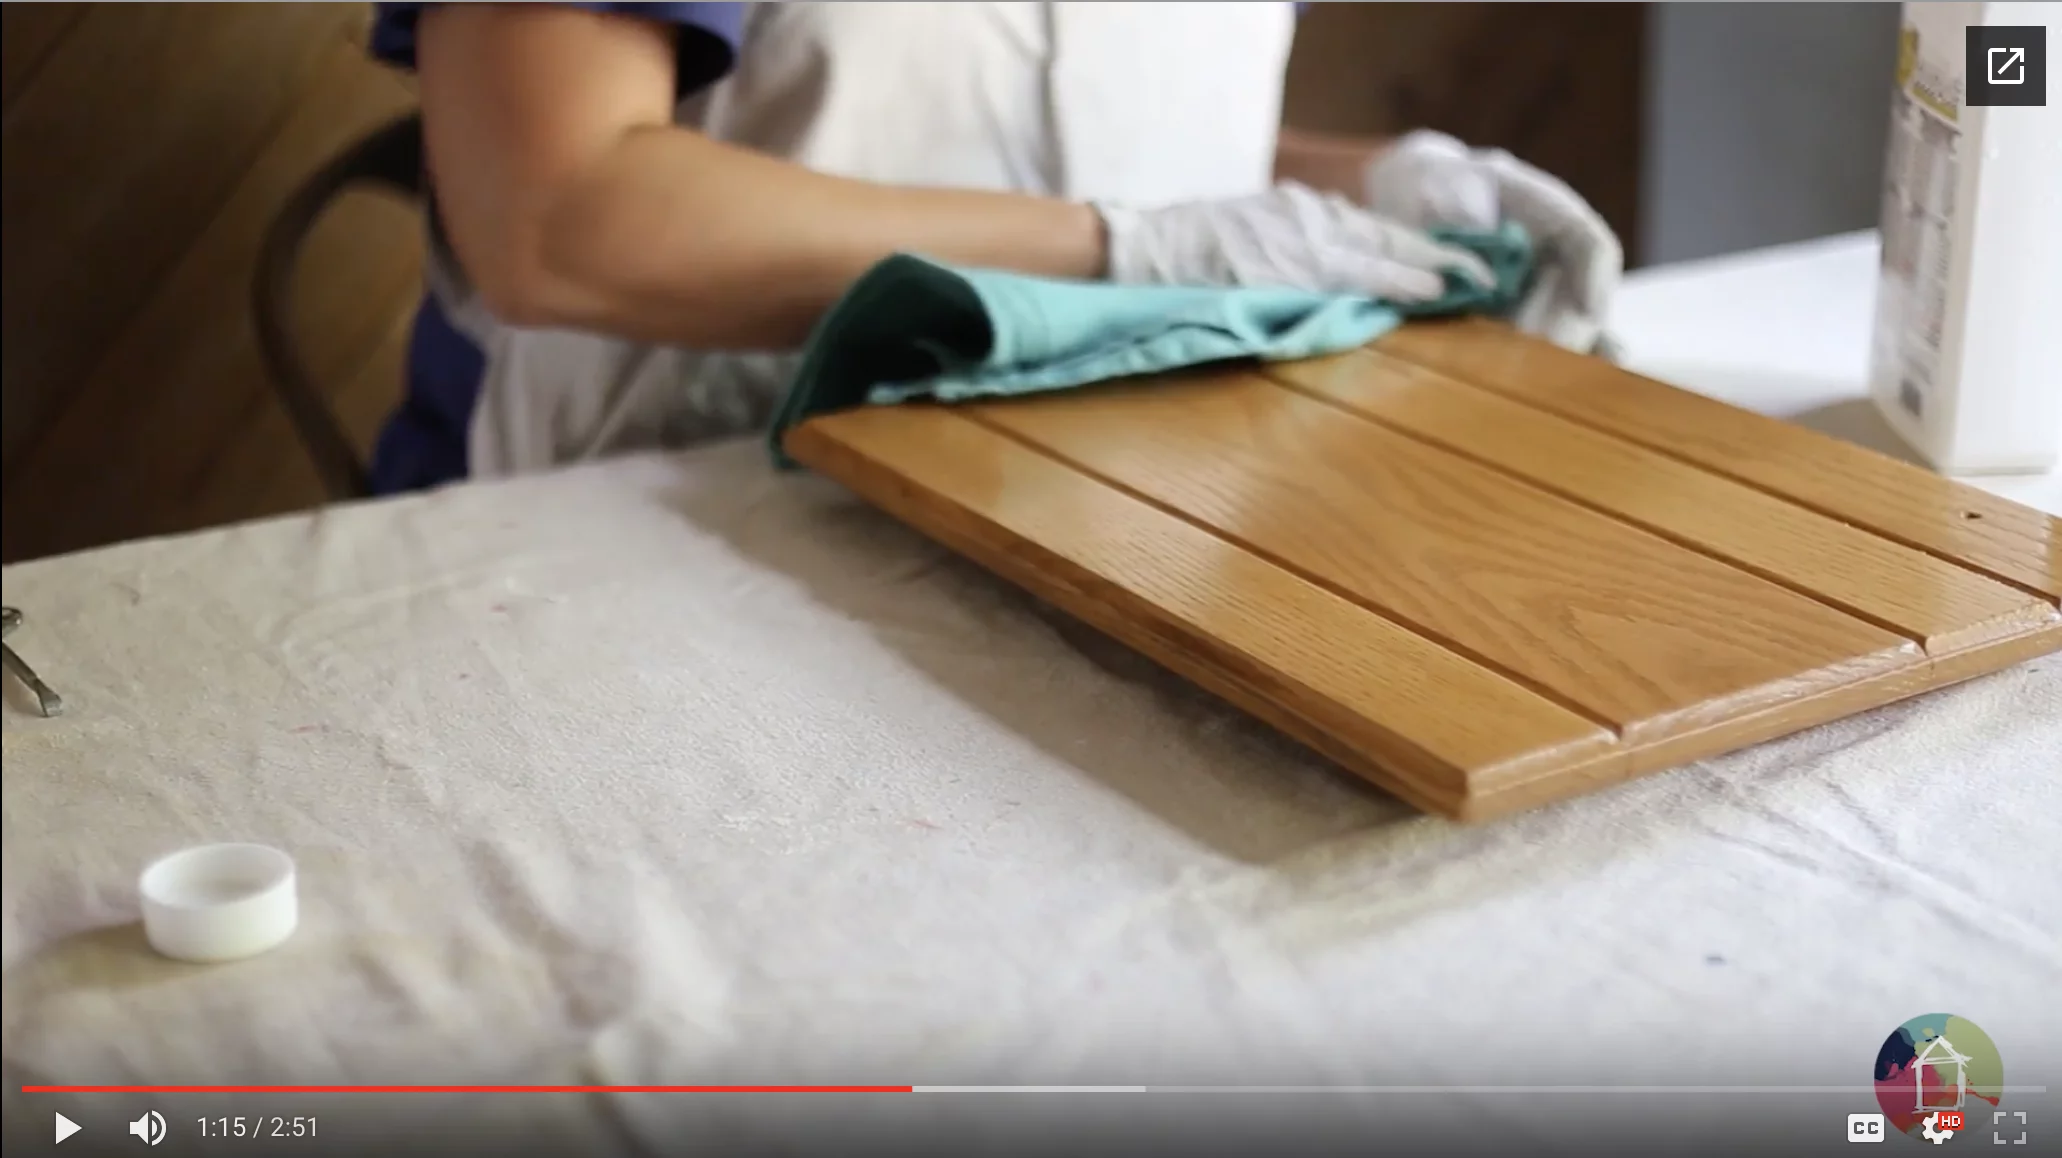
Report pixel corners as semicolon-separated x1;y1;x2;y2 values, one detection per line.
766;221;1533;468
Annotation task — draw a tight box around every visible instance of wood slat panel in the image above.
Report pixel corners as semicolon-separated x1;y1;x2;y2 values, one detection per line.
970;373;1920;743
1264;347;2059;658
0;3;88;110
186;283;416;532
782;325;2060;820
327;300;419;452
1;41;418;562
785;406;1623;817
178;187;421;504
1378;318;2062;602
0;1;362;475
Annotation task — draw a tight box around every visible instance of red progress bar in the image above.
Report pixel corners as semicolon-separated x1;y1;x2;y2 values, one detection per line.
22;1085;913;1094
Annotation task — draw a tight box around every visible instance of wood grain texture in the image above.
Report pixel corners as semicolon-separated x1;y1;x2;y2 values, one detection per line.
0;1;362;474
1;32;420;563
1264;347;2059;658
1379;319;2062;603
971;372;1920;743
0;3;88;110
185;294;417;534
784;406;1623;817
783;327;2061;821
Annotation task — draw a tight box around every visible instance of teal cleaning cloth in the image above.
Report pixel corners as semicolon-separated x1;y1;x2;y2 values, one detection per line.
768;223;1534;466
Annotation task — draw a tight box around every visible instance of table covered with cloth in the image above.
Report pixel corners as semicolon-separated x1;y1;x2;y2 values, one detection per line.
3;232;2058;1157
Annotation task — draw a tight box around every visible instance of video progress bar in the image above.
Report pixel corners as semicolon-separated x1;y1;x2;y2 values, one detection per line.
927;1079;2053;1087
25;1084;2053;1096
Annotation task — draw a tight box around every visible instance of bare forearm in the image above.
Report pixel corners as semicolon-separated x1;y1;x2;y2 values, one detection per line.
415;3;1104;351
1272;125;1394;201
522;129;1107;350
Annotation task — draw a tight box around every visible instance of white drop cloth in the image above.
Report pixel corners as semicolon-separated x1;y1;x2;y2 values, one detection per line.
3;233;2058;1156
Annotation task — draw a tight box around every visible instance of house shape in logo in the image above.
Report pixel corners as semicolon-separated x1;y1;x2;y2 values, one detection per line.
1913;1034;1972;1110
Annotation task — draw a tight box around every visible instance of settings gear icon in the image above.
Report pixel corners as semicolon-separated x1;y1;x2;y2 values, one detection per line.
1920;1112;1956;1144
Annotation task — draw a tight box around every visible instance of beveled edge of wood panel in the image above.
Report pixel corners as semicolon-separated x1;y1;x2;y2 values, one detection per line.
784;378;2062;823
783;407;1625;819
972;368;1933;751
1457;620;2062;821
1376;318;2062;604
1259;348;2062;661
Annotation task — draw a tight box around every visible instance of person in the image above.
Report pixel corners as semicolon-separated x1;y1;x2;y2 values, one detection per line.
364;2;1622;495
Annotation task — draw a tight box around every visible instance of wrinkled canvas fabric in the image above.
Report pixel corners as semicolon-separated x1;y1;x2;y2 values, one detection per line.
3;441;2056;1154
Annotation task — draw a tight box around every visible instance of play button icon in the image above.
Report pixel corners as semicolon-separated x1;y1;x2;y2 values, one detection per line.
54;1112;81;1144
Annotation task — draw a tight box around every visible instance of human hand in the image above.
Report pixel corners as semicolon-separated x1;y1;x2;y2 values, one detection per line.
1097;182;1496;303
1364;130;1622;353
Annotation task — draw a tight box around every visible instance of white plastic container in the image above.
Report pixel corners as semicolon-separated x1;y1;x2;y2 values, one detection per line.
139;843;298;963
1868;1;2062;476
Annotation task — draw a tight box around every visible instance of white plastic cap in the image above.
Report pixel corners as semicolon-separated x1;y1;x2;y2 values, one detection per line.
139;843;298;963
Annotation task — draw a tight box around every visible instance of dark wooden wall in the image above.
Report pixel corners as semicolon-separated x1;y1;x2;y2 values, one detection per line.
1;2;423;564
1;2;1646;565
1284;3;1646;264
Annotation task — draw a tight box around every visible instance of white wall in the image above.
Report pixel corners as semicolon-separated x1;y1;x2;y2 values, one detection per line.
1641;2;1904;265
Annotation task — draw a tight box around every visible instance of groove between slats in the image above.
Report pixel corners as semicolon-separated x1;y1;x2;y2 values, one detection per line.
1253;359;2056;660
1373;323;2062;606
956;409;1629;737
784;408;1628;813
785;396;2057;820
1255;367;1931;649
972;376;1926;742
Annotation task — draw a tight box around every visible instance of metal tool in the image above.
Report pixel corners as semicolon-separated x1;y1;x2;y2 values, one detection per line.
1;606;64;717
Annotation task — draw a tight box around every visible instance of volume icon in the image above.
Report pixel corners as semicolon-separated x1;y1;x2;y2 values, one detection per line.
128;1110;166;1146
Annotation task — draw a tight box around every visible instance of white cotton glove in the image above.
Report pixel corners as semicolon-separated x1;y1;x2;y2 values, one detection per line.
1096;181;1496;303
1364;130;1623;353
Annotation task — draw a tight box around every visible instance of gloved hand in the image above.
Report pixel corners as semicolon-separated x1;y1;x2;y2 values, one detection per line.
1363;130;1622;353
1096;181;1495;303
